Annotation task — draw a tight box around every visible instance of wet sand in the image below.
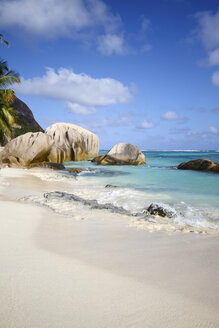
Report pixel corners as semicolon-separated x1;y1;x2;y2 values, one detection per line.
0;168;219;327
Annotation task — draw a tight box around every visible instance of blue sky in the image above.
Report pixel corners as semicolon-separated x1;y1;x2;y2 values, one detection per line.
0;0;219;150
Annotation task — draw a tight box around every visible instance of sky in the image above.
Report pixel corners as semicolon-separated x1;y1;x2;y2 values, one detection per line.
0;0;219;150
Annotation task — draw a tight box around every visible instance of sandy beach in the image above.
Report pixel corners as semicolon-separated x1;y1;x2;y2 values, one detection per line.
0;168;219;328
1;0;219;326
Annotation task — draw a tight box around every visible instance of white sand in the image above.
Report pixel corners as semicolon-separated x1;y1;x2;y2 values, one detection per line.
0;168;219;328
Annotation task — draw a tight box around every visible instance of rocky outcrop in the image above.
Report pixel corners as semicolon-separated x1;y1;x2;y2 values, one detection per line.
0;96;43;146
45;123;99;162
177;159;219;173
0;132;58;167
92;143;146;165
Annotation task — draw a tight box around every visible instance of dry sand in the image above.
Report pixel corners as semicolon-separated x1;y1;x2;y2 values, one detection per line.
0;168;219;328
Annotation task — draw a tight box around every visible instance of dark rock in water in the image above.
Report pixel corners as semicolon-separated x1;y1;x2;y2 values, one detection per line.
28;161;65;170
43;191;132;216
105;184;117;188
68;168;83;174
145;203;175;218
0;96;43;146
178;159;219;173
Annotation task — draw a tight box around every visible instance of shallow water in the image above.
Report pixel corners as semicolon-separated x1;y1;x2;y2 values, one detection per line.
62;151;219;230
19;150;218;233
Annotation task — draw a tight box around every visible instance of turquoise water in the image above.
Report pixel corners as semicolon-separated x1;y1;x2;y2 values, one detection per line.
64;151;219;230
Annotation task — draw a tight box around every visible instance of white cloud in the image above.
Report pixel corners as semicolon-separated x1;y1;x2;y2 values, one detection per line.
137;120;154;129
209;126;218;134
81;114;133;131
169;127;190;135
142;44;152;53
161;111;184;121
66;103;96;115
212;71;219;85
141;17;151;33
97;33;126;55
208;48;219;66
0;0;118;36
14;67;132;112
196;9;219;49
0;0;125;55
187;126;219;140
192;9;219;84
212;107;219;113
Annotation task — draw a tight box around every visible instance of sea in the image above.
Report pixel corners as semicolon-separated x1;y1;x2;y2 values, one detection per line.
28;150;219;233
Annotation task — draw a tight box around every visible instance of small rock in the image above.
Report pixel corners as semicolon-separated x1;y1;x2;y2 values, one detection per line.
105;184;117;188
68;168;83;174
145;203;175;218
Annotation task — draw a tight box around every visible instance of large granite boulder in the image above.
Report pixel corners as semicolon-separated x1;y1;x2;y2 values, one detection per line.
45;123;99;162
0;132;59;167
0;96;43;146
177;159;219;173
92;143;146;165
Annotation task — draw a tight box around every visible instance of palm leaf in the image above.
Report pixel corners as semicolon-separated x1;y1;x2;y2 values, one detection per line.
0;33;9;47
0;59;20;88
0;75;20;87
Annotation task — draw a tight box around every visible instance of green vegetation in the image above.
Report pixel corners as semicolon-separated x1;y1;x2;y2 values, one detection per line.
0;33;21;144
0;34;42;146
0;59;20;88
0;33;9;47
12;125;42;138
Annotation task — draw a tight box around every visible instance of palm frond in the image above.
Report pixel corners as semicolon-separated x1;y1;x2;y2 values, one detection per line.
0;59;20;88
0;59;9;74
0;33;9;47
0;75;20;88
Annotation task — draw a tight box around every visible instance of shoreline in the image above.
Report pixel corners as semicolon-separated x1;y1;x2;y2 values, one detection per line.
0;167;219;327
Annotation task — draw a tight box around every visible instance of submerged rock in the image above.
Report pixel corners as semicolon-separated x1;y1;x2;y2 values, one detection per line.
45;123;99;162
0;132;58;167
144;203;175;218
92;143;146;165
28;161;65;170
43;191;132;216
178;159;219;173
105;184;117;188
68;168;83;174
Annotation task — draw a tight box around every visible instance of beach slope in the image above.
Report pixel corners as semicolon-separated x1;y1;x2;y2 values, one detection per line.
0;169;219;328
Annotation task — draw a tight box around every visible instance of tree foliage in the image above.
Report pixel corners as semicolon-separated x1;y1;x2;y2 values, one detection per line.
0;59;20;88
0;33;9;47
0;33;21;144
